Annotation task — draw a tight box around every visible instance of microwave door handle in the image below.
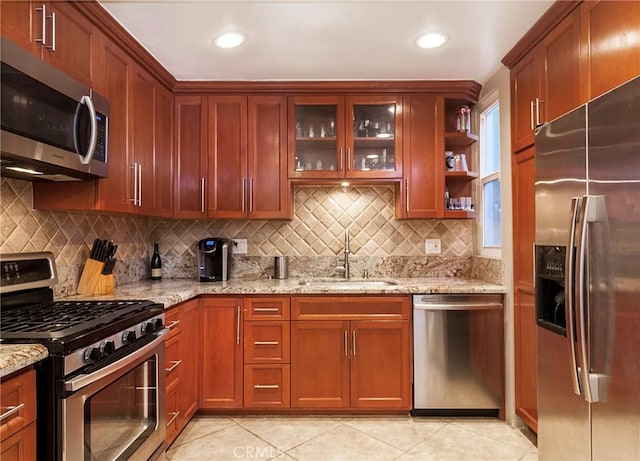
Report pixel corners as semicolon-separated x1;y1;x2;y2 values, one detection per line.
566;197;582;396
77;95;98;165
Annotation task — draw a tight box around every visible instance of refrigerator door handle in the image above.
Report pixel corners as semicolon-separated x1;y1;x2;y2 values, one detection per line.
566;197;583;396
577;195;609;403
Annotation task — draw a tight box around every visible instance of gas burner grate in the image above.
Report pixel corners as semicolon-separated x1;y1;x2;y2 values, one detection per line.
0;299;156;339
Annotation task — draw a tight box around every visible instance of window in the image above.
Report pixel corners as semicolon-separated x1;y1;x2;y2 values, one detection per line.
479;101;501;254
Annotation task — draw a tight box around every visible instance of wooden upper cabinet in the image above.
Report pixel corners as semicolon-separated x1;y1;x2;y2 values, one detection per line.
397;94;443;219
581;1;640;100
153;85;174;217
510;9;581;154
41;2;94;87
248;96;291;219
208;95;248;218
288;95;402;180
0;1;37;54
0;2;94;87
129;64;156;215
510;53;540;153
538;9;582;123
174;95;208;219
208;95;291;219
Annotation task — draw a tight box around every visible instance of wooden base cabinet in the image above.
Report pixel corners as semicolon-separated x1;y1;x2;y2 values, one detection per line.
0;367;37;461
199;297;244;409
243;297;291;409
165;300;199;446
290;296;411;410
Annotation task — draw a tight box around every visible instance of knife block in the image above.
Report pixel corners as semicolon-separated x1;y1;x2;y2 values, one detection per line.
77;259;114;295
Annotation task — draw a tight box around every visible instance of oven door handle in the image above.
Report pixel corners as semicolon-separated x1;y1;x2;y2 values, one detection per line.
64;329;168;392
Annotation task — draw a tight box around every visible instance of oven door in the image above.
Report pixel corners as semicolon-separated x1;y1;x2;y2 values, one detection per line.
62;331;167;461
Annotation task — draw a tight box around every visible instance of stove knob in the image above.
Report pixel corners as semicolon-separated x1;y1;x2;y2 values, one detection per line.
83;347;102;364
100;341;116;356
154;318;164;330
141;322;156;336
122;330;137;344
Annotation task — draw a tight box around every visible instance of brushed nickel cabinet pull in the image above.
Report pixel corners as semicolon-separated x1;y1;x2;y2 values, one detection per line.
48;11;56;51
344;330;348;357
352;330;357;356
0;403;25;421
35;5;46;46
253;307;279;313
254;341;279;346
166;411;180;427
236;305;241;345
165;360;182;373
201;177;206;213
166;320;181;329
253;384;279;390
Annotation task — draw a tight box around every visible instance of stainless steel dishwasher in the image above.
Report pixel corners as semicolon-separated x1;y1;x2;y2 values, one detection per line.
412;293;504;416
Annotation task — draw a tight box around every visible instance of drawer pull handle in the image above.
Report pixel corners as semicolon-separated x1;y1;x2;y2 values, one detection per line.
253;307;280;313
166;320;181;329
253;384;279;390
0;403;25;421
254;341;279;346
165;360;182;373
166;410;180;427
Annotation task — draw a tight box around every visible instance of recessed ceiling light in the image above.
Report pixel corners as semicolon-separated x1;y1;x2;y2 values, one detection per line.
416;32;447;49
214;32;245;49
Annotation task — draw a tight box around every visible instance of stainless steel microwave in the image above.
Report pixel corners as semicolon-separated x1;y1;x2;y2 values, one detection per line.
0;37;109;181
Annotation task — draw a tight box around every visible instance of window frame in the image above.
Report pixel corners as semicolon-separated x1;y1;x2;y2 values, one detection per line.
477;94;502;258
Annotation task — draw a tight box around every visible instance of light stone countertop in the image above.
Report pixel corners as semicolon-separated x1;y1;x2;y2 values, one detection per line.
62;277;506;310
0;344;48;378
1;277;504;376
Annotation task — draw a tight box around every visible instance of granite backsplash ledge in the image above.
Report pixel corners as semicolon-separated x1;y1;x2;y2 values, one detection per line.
161;254;476;281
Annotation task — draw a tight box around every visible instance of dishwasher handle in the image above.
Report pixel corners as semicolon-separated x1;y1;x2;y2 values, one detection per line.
413;302;503;311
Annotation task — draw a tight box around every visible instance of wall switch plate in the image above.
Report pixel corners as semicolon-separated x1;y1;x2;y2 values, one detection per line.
425;239;441;255
232;239;248;254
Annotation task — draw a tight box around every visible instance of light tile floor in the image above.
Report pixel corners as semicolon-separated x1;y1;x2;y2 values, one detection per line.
166;416;537;461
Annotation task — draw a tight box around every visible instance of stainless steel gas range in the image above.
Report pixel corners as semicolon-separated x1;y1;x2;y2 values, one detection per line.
0;252;167;461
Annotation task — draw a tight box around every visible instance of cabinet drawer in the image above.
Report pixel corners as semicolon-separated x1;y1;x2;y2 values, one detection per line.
165;333;182;391
244;297;290;320
165;308;183;338
244;365;290;408
244;322;290;363
292;296;411;320
0;421;36;461
0;368;36;443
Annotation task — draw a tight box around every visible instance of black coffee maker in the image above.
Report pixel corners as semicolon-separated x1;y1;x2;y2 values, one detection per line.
197;238;233;282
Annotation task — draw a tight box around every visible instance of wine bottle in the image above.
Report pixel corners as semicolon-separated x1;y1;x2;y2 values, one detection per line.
150;243;162;281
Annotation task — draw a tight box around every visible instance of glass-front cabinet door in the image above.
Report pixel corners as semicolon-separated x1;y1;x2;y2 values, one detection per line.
346;95;401;179
288;96;344;179
288;95;401;179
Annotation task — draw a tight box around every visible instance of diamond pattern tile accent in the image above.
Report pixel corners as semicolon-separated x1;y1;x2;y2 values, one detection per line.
1;178;149;267
2;178;475;293
150;186;472;258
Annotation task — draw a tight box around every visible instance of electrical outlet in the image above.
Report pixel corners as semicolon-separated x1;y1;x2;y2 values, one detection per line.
232;239;248;254
425;239;441;255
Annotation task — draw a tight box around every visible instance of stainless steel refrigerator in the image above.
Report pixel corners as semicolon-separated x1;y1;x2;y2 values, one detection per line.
534;75;640;461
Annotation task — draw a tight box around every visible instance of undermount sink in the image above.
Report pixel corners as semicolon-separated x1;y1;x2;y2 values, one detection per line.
298;279;399;288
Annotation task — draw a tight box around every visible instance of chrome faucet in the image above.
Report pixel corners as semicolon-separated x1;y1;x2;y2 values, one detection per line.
336;226;351;279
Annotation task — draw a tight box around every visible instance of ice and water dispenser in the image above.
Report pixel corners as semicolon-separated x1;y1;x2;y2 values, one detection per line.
535;245;567;335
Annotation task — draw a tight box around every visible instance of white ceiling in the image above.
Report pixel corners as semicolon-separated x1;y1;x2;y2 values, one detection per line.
99;0;553;83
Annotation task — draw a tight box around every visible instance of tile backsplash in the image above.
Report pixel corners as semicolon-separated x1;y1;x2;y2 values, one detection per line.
150;186;472;258
1;178;498;295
